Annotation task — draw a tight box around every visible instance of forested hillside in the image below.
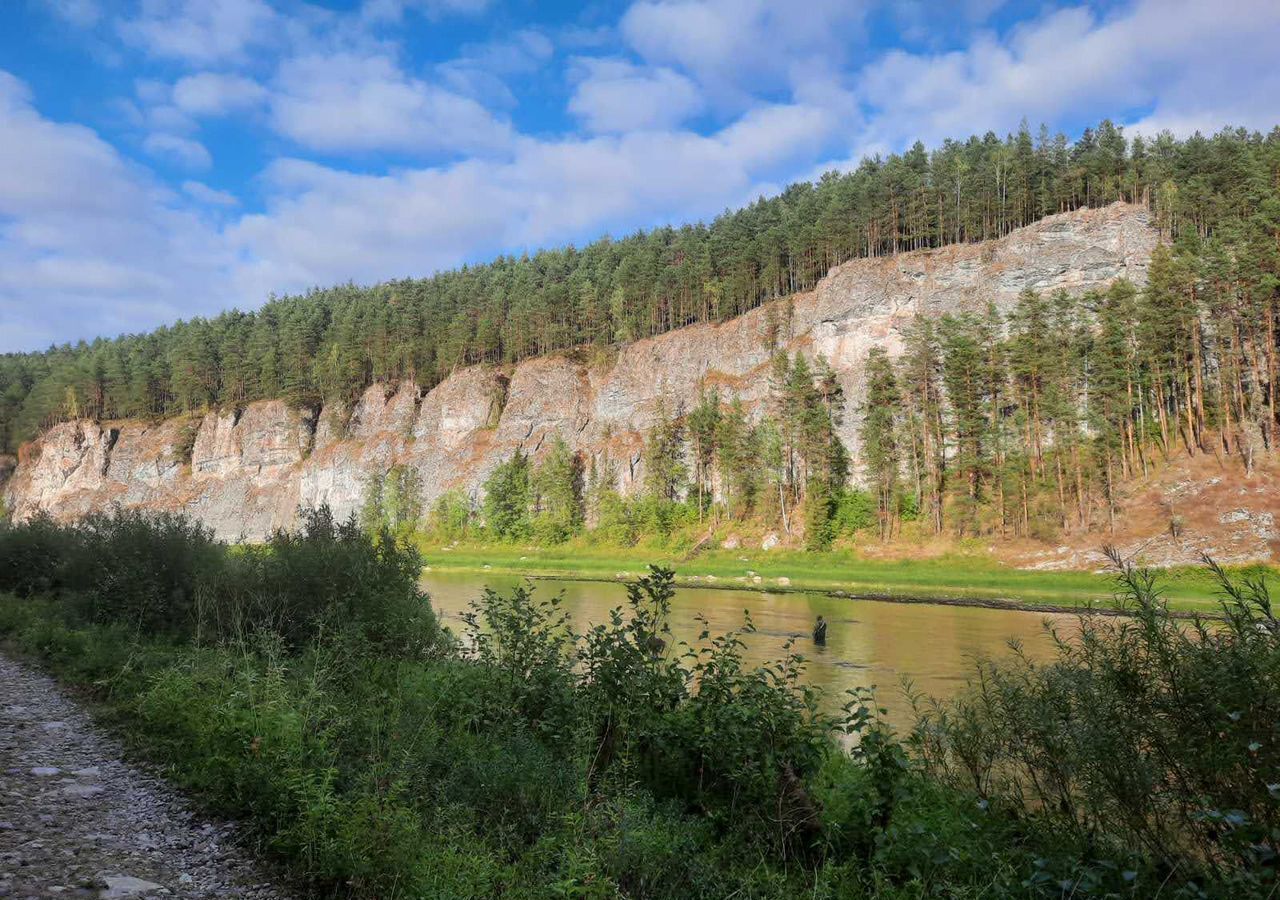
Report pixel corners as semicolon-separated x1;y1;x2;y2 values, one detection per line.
3;121;1278;460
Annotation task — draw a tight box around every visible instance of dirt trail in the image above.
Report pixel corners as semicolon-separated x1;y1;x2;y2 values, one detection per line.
0;653;290;899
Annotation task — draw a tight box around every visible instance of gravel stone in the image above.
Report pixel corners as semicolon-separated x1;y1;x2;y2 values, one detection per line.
0;652;292;899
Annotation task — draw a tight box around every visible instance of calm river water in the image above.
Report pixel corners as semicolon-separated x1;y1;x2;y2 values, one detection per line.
421;572;1075;732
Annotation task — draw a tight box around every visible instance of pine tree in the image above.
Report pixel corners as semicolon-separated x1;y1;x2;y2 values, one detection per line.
483;451;532;540
687;386;722;520
532;436;583;543
861;347;901;540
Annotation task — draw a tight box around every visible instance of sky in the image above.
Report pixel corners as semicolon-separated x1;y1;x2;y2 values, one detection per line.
1;0;1279;353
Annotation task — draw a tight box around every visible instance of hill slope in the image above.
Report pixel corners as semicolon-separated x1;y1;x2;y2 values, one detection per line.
3;203;1156;547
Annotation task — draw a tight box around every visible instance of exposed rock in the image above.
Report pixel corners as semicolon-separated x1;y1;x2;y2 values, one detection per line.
97;875;164;898
721;536;741;550
761;533;780;551
4;203;1157;542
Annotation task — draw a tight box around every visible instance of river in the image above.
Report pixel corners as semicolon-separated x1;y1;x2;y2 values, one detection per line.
421;572;1075;733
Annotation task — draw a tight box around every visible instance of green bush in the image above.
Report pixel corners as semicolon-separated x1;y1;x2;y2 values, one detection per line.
0;513;74;597
913;550;1280;892
833;487;876;535
6;520;1278;897
63;509;225;634
242;507;439;657
0;506;439;655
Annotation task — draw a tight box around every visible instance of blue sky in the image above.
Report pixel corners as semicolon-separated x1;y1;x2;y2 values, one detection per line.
2;0;1279;352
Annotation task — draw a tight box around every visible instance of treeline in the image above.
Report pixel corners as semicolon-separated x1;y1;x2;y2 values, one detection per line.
3;121;1278;454
434;237;1280;546
862;240;1280;541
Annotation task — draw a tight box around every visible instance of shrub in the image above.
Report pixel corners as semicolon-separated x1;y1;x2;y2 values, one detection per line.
833;487;875;535
0;506;439;656
0;513;71;597
913;550;1280;890
242;507;439;657
62;509;225;635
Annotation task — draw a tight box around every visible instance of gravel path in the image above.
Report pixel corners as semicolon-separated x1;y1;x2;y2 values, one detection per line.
0;653;292;899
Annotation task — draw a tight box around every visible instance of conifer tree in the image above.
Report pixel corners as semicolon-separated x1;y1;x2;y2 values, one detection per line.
860;347;901;540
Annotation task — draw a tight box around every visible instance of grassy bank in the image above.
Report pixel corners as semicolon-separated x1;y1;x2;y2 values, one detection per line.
415;541;1261;612
3;510;1278;897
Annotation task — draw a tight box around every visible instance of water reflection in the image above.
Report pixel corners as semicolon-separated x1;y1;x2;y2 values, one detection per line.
421;572;1073;733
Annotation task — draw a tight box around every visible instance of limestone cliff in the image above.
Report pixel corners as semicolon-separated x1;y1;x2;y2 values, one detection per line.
4;202;1157;544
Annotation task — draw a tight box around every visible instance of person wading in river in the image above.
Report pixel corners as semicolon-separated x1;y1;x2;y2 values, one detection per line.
813;615;828;645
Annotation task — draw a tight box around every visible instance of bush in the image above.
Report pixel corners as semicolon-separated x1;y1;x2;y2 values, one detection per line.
913;550;1280;891
0;506;439;656
833;488;875;535
242;507;439;657
63;509;224;635
0;513;71;597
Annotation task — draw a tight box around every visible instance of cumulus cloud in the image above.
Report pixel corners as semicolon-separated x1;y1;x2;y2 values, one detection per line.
270;52;513;155
172;72;268;116
0;72;233;350
843;0;1280;160
9;0;1280;358
360;0;492;23
569;58;703;133
182;180;240;206
118;0;280;65
621;0;869;100
143;132;212;169
227;98;834;296
42;0;102;27
437;29;554;106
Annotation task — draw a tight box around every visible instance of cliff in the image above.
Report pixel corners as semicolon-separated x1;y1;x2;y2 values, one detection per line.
4;202;1159;546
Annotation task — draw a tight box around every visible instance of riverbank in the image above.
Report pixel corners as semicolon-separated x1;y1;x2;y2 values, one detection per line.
417;543;1268;612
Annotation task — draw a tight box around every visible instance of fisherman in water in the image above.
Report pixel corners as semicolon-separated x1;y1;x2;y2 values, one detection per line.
812;615;828;645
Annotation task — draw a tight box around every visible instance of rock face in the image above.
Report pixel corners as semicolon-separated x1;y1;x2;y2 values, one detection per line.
3;203;1156;541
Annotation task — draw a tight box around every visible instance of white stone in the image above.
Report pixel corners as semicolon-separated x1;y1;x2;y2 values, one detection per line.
98;875;164;898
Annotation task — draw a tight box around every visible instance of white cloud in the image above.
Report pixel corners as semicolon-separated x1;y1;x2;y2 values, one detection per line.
227;99;834;296
0;71;234;349
569;58;703;133
182;180;240;206
270;52;513;155
360;0;492;23
8;0;1280;361
172;72;268;116
438;29;554;106
841;0;1280;160
621;0;869;100
42;0;102;27
143;132;212;169
119;0;279;65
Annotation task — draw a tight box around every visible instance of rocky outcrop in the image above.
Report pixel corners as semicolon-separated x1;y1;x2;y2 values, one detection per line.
4;203;1157;541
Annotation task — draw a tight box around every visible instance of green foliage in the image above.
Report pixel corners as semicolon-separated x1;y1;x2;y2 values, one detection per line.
531;436;584;544
643;399;687;504
833;488;876;535
8;120;1272;459
482;450;532;541
861;347;902;540
427;488;473;542
914;550;1280;893
0;506;438;655
360;464;423;540
4;532;1280;896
